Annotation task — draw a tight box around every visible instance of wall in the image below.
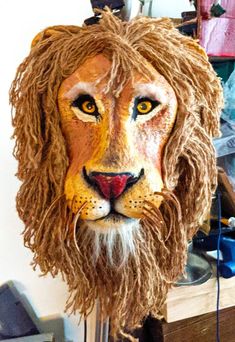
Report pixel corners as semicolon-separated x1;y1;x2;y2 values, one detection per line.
0;1;191;341
145;0;193;17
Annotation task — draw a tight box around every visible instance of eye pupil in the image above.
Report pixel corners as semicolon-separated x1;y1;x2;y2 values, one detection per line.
87;102;93;110
140;103;148;111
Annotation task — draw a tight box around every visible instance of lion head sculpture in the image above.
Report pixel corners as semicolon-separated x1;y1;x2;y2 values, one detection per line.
10;11;222;340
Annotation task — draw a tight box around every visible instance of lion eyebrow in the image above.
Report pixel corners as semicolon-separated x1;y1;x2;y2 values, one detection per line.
134;83;167;104
64;82;96;99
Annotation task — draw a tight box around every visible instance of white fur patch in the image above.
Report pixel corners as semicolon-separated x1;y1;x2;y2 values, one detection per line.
134;83;167;105
64;81;96;100
84;217;142;266
71;107;98;123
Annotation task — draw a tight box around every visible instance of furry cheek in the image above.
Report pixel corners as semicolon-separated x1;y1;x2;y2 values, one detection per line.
115;171;164;218
64;175;110;220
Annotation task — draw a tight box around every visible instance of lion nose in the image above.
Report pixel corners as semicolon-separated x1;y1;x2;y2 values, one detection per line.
90;172;133;199
83;167;139;200
83;167;145;200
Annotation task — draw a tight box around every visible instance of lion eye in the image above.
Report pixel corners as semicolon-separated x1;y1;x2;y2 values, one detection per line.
71;94;99;116
133;97;160;121
137;100;153;114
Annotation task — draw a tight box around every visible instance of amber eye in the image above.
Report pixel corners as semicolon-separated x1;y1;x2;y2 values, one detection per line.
133;97;160;120
71;94;99;117
137;101;152;114
81;100;96;114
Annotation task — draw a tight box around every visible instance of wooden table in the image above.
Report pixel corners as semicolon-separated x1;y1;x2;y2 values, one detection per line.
118;274;235;342
136;307;235;342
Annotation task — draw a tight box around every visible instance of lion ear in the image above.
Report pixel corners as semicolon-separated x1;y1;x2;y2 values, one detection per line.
31;27;61;48
31;25;80;48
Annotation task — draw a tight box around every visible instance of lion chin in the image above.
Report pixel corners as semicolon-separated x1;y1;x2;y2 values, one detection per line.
82;213;141;264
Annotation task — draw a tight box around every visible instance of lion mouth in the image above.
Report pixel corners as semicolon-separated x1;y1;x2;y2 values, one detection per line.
94;209;131;223
84;208;137;234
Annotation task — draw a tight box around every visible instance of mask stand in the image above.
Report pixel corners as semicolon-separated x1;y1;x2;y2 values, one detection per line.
86;301;109;342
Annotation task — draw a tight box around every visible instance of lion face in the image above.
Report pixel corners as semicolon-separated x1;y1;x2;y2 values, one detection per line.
58;54;177;232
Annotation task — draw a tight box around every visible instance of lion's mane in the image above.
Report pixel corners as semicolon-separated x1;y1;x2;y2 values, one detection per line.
10;11;222;340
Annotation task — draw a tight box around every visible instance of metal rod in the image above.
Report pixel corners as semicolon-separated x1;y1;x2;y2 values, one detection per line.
87;301;109;342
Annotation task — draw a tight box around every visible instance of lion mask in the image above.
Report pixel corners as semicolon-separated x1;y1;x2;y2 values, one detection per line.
10;11;222;340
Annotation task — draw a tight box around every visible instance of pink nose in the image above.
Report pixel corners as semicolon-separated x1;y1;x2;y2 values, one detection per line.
91;173;132;200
